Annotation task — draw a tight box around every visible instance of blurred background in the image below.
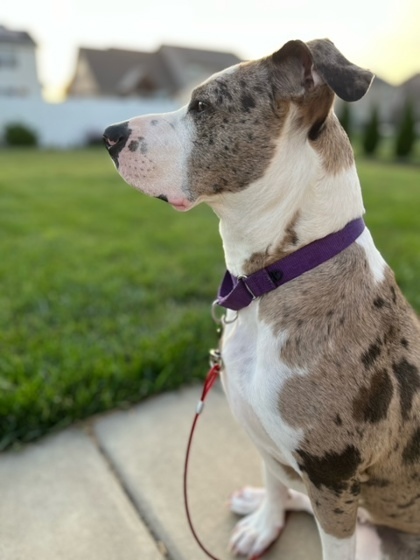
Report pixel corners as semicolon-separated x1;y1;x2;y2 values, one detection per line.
0;0;419;450
1;0;420;146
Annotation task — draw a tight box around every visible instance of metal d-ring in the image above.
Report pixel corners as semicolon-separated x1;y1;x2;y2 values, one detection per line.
211;300;238;325
237;275;257;300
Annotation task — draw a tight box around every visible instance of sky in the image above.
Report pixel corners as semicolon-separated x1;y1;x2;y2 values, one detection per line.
2;0;420;101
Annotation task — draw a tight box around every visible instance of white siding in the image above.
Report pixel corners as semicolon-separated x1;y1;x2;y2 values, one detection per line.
0;43;41;97
0;97;178;148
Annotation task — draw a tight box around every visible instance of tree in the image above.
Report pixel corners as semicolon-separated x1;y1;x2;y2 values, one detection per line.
338;103;352;140
395;100;417;158
362;106;381;156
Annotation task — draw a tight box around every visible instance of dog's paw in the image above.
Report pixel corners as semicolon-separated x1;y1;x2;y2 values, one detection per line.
229;495;284;558
229;487;266;516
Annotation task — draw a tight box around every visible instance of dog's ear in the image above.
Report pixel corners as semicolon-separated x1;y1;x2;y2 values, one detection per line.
307;39;374;101
270;40;318;98
270;39;374;102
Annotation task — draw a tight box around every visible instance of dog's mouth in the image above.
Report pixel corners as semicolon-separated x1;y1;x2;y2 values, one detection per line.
169;199;193;212
156;194;193;212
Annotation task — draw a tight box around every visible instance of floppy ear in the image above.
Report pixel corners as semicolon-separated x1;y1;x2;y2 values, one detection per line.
270;38;374;102
307;38;374;102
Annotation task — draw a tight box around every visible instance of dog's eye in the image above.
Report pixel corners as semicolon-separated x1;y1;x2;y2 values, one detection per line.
189;99;210;113
197;101;208;112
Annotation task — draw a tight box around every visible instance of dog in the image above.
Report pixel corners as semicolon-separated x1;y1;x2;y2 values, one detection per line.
103;38;420;560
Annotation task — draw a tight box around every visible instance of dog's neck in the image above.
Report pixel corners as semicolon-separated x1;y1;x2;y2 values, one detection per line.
208;116;365;277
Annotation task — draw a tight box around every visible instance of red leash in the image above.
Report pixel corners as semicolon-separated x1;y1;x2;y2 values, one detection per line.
183;358;269;560
183;362;222;560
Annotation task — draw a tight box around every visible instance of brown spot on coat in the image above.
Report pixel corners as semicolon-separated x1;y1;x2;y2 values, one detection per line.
374;297;386;308
352;369;393;423
361;341;382;369
392;358;420;421
296;445;362;494
402;428;420;465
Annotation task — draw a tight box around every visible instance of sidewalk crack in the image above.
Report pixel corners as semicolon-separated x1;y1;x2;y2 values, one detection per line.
85;422;173;559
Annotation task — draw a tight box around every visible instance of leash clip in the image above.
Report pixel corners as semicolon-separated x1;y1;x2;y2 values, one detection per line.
209;348;222;368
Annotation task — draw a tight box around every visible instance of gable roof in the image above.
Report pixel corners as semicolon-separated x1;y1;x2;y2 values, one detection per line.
70;44;241;97
158;44;241;91
78;48;164;96
0;24;36;46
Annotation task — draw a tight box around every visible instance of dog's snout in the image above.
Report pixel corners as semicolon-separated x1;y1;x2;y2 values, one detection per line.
103;121;131;167
103;121;130;147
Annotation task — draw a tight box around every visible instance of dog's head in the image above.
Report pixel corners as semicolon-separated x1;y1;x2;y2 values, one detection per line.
103;39;373;211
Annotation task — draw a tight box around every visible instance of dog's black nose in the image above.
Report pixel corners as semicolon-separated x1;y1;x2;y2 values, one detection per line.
103;121;131;167
103;121;130;147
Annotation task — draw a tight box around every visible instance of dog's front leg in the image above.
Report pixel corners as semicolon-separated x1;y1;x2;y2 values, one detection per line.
317;526;356;560
229;460;287;558
304;478;359;560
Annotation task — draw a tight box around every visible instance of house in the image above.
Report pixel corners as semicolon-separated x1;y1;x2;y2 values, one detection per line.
398;73;420;118
0;24;41;97
67;44;241;100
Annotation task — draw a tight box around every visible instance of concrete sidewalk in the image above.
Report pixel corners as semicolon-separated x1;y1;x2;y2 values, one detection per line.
0;384;321;560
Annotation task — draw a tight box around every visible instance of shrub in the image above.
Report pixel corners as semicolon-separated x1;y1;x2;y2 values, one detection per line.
4;122;38;147
395;100;417;158
338;103;352;140
362;106;381;156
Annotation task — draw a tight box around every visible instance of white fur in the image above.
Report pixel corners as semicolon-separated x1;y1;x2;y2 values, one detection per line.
318;531;356;560
319;522;381;560
117;106;195;209
221;307;304;467
356;227;387;283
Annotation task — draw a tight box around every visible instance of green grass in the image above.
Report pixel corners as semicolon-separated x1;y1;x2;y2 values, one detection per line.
0;149;223;449
0;148;419;449
360;159;420;309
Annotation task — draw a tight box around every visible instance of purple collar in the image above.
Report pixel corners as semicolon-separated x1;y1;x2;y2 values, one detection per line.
216;217;365;311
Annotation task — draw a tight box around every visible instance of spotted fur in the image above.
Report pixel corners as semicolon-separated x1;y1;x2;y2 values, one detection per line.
104;38;420;560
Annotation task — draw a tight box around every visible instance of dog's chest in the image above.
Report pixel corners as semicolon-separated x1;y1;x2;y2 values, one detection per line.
220;305;303;463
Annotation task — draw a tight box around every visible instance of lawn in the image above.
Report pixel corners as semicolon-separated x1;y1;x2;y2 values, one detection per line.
0;149;419;449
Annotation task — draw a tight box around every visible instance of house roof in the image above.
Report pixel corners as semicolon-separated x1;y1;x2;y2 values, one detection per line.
71;44;241;97
158;44;241;91
78;48;167;96
0;24;36;46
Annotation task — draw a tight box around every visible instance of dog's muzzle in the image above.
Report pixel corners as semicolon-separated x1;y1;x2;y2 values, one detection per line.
103;121;131;168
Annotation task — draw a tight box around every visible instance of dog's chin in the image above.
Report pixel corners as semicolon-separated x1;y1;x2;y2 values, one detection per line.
123;179;192;212
168;198;194;212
